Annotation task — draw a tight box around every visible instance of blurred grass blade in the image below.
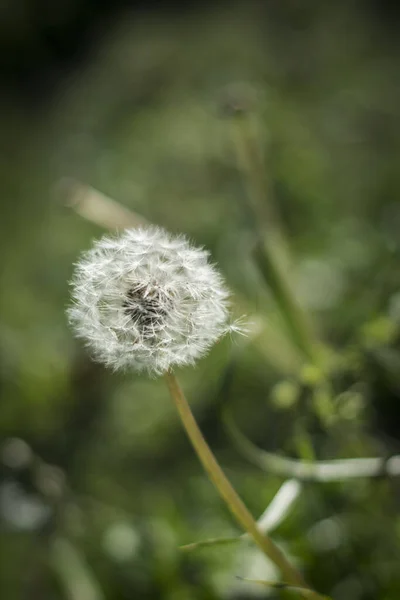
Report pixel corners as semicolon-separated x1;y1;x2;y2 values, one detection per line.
256;479;302;532
229;106;320;366
180;535;240;552
236;576;331;599
51;537;105;600
253;239;319;365
58;178;148;230
180;479;302;552
223;404;400;480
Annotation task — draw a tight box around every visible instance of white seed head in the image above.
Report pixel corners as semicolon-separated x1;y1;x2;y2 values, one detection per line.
67;226;236;376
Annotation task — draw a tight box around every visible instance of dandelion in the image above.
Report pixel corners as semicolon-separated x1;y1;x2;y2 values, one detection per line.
66;215;312;595
67;226;235;375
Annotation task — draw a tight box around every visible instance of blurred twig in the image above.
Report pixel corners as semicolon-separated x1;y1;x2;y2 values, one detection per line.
236;576;331;600
51;537;105;600
231;112;280;235
180;535;239;552
224;90;284;244
223;405;400;481
57;178;148;229
257;478;302;530
180;479;302;552
253;239;320;365
229;108;322;367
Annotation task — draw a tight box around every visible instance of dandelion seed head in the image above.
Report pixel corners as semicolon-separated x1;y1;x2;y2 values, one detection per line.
67;226;237;375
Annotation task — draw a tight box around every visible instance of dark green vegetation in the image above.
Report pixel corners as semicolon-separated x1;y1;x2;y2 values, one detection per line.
0;3;400;599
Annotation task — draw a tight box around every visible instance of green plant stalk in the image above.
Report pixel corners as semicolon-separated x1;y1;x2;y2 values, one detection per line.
231;114;281;236
164;371;317;594
236;576;330;599
223;405;400;481
231;115;320;366
181;478;302;552
60;179;148;230
253;239;319;364
180;535;240;552
51;537;104;600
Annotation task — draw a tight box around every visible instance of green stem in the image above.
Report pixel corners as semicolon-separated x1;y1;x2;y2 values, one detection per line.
181;478;302;552
223;406;399;481
231;114;281;237
164;371;315;593
60;179;148;230
180;535;240;552
231;114;320;366
253;239;319;364
236;577;331;599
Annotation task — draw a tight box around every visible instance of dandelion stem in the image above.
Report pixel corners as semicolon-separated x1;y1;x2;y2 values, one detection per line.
164;371;318;594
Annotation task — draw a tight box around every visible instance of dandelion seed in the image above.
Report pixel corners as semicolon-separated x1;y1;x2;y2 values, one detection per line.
67;226;238;375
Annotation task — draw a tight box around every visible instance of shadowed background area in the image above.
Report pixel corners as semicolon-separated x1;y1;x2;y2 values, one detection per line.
1;1;400;599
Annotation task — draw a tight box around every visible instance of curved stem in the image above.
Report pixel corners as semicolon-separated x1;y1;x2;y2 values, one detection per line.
164;371;318;595
223;406;400;481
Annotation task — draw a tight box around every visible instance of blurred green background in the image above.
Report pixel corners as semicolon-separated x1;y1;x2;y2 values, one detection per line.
1;1;400;599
